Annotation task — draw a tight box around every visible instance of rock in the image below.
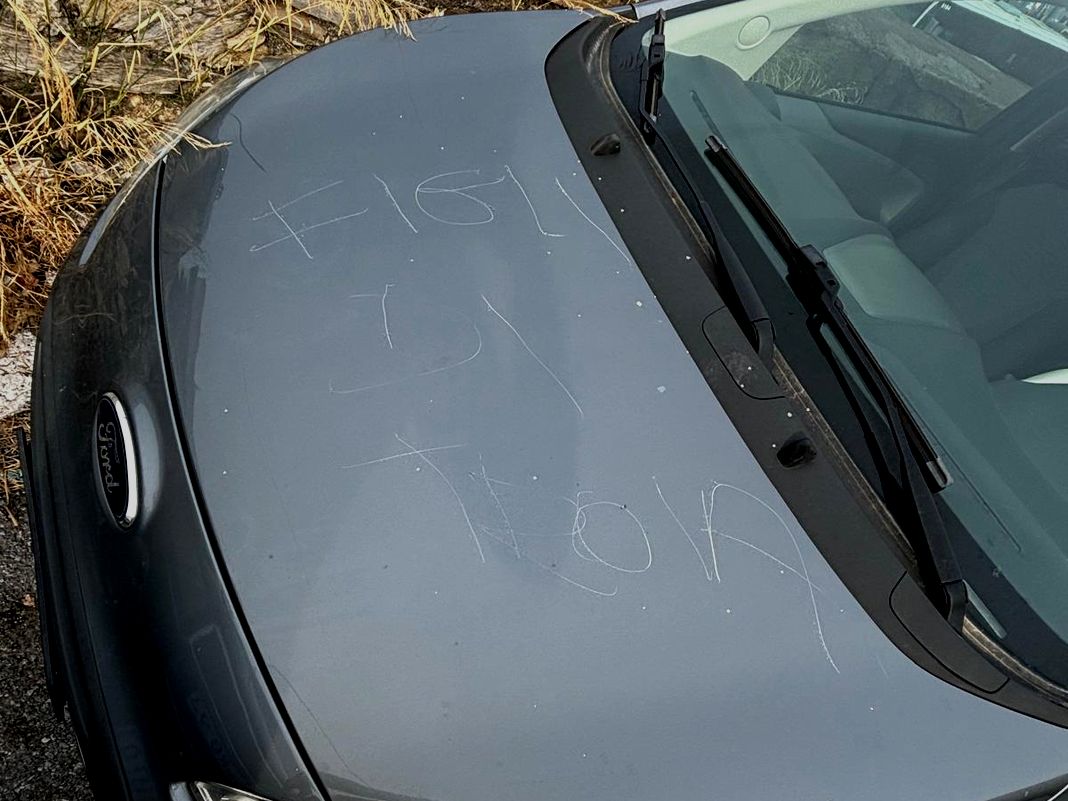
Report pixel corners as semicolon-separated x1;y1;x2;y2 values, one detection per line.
0;331;36;421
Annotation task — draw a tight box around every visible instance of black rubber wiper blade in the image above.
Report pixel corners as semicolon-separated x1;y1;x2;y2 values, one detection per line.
703;132;966;627
705;134;799;265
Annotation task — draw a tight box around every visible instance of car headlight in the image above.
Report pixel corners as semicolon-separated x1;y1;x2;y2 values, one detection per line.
170;781;276;801
78;58;285;266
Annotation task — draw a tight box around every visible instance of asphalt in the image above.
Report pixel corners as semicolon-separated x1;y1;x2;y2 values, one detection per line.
0;490;92;800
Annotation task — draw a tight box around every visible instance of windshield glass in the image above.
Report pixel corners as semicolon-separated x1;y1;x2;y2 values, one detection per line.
651;0;1068;686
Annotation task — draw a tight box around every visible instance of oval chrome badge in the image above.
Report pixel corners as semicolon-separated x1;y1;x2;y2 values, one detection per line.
94;392;138;528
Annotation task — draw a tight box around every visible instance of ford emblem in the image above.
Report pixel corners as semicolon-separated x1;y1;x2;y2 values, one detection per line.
94;392;138;528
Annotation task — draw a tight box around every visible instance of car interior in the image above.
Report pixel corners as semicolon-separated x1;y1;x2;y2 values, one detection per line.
659;0;1068;634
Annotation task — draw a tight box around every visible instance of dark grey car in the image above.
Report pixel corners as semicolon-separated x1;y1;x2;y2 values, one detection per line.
23;1;1068;800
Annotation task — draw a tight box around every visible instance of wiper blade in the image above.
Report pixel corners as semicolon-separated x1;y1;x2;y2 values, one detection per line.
698;198;775;365
704;132;967;628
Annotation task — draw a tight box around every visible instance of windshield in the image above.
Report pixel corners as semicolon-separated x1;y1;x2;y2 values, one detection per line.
648;0;1068;687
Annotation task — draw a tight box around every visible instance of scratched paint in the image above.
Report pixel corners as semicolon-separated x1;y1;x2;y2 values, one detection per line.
155;13;1068;801
249;181;368;258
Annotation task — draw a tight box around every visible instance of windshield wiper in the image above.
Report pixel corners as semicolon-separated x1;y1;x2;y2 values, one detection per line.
703;132;967;628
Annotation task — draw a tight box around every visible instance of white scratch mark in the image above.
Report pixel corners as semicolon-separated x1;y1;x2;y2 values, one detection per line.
655;478;720;583
713;531;825;593
53;310;118;325
484;476;524;490
428;177;508;192
712;481;839;674
381;283;395;349
482;294;583;418
874;652;889;679
480;524;617;597
503;526;587;540
566;491;597;564
482;521;615;598
570;500;653;574
555;177;632;265
374;174;419;233
265;200;311;259
504;164;564;238
250;180;343;220
341;443;464;470
250;209;368;254
474;480;617;597
480;454;519;560
699;488;723;583
415;170;505;226
395;433;484;563
531;558;618;597
329;311;482;395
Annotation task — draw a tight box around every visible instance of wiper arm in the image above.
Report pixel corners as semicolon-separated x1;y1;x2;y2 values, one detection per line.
646;129;775;363
704;132;967;628
639;10;667;144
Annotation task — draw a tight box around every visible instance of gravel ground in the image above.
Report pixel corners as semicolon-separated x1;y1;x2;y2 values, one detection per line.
0;491;93;800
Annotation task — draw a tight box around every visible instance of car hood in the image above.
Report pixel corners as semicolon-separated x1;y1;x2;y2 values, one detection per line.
157;12;1068;801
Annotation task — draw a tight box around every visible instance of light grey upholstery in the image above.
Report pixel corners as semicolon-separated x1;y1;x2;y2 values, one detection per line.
903;183;1068;381
824;234;964;333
